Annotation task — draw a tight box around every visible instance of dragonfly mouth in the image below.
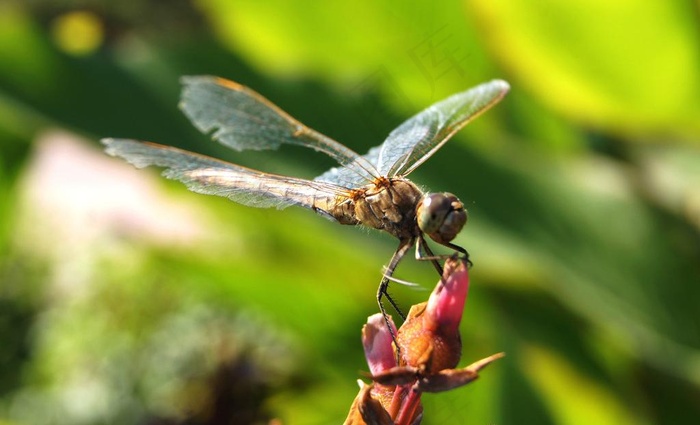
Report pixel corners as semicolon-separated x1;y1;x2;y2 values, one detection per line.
416;193;467;244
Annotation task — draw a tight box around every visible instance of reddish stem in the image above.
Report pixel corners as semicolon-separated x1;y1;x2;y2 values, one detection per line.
387;385;406;419
394;386;421;425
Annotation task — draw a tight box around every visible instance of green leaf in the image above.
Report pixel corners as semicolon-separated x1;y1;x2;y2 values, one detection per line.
469;0;700;137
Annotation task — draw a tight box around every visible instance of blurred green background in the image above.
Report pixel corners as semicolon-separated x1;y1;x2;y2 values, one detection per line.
1;0;699;424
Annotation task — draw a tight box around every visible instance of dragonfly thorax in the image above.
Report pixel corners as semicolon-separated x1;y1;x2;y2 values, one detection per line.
416;192;467;244
330;178;425;240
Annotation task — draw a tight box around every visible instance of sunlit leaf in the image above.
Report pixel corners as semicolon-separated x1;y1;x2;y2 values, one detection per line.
469;0;700;137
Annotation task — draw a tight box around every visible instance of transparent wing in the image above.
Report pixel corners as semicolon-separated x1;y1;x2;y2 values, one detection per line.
314;161;378;188
180;76;379;186
102;138;352;218
366;79;510;177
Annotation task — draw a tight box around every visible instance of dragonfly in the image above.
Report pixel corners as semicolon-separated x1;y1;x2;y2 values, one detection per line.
103;75;509;335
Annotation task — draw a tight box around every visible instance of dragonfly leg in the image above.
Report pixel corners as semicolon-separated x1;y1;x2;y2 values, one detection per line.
379;285;406;321
377;239;413;359
416;236;472;269
415;235;444;276
444;242;472;267
378;240;413;317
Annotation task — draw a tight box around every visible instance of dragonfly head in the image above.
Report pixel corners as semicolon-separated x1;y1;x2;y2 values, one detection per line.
416;193;467;244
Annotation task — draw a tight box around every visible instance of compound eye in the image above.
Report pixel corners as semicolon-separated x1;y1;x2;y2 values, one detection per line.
437;200;467;243
417;193;452;234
